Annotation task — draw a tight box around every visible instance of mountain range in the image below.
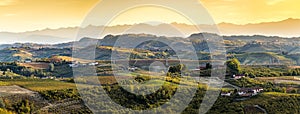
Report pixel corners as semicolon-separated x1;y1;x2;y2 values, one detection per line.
0;18;300;44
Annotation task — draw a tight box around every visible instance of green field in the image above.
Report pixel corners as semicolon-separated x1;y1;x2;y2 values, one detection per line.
0;79;76;92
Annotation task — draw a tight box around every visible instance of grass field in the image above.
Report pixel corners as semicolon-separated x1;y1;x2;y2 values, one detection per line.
257;76;300;80
0;74;198;92
51;55;94;63
257;76;300;84
18;62;50;69
262;92;300;96
0;79;76;92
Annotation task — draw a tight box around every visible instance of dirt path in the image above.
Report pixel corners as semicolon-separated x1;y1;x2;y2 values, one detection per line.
254;105;268;114
0;85;37;96
0;85;54;114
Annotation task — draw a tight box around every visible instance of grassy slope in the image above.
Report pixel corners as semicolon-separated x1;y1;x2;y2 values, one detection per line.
235;52;292;65
0;79;76;92
18;62;49;70
242;92;300;113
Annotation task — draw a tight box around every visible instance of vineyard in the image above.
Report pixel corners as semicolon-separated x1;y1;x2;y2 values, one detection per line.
0;79;76;92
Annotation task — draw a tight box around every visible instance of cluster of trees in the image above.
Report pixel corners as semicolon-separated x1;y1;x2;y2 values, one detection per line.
287;68;300;76
51;62;73;78
226;58;300;77
227;77;294;93
208;93;300;114
0;62;50;78
40;89;79;101
166;59;242;77
168;64;186;77
80;84;206;113
0;99;5;109
0;108;12;114
134;75;151;83
242;67;300;77
2;97;34;114
0;61;74;79
207;97;244;114
226;58;241;75
11;100;34;114
73;82;300;114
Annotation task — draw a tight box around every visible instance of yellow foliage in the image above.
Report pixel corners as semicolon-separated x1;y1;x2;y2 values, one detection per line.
0;108;13;114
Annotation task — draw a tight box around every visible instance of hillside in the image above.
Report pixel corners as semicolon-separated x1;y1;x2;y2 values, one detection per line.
234;52;293;65
231;43;281;53
0;33;300;65
18;62;50;70
0;48;26;62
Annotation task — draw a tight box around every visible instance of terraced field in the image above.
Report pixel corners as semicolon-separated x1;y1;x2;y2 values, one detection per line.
0;85;36;97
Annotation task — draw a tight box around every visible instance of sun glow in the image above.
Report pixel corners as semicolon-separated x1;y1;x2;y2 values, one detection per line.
0;0;299;32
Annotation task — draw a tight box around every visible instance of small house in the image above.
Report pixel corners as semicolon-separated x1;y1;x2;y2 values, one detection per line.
238;87;264;97
251;87;264;95
221;92;232;97
233;74;245;79
24;59;32;63
41;76;55;79
128;67;138;72
88;62;99;66
238;88;250;95
69;64;79;67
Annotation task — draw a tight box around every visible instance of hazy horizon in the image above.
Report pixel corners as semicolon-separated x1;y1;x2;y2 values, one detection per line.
1;0;300;44
0;17;299;33
1;0;300;32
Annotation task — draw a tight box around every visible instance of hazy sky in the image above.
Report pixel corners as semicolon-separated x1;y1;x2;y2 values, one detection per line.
0;0;299;32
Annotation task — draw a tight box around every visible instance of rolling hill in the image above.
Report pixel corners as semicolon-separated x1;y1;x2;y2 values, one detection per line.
0;33;299;65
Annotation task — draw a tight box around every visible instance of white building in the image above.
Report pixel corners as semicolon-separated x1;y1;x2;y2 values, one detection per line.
221;92;232;96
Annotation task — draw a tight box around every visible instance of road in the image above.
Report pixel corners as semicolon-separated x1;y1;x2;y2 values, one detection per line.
254;105;268;114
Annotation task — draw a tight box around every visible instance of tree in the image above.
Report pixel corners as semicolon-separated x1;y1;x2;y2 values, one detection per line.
205;63;212;69
249;72;256;78
49;63;55;72
226;58;241;75
0;99;5;108
168;64;186;74
291;89;297;93
282;87;287;93
13;99;32;114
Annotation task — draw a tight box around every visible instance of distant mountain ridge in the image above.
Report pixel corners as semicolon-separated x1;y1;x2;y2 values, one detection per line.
219;18;300;37
0;18;300;44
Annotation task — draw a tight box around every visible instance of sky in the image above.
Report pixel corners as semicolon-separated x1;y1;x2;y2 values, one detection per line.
0;0;299;32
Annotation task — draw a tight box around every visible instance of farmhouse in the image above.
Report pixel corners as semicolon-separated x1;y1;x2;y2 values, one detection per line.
190;69;200;71
238;87;264;97
251;87;264;95
221;92;232;97
24;59;32;63
88;62;99;66
41;76;55;79
128;67;138;72
190;65;207;71
233;74;245;79
69;64;79;68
